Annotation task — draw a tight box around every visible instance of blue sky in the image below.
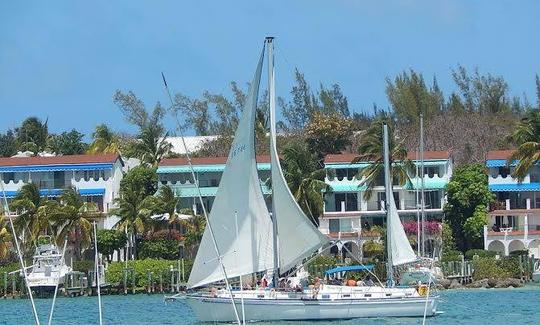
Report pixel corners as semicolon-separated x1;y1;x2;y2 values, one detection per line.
1;0;539;138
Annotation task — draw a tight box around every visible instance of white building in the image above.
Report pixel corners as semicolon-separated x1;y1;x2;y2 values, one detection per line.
318;151;452;257
0;153;124;229
484;150;540;257
158;151;453;258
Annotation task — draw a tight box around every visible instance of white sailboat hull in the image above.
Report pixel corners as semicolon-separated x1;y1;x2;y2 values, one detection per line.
184;285;438;322
185;294;438;322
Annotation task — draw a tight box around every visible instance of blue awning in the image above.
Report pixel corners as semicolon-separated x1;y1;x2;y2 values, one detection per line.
489;183;540;192
157;163;270;174
0;163;114;173
2;188;106;198
486;159;518;168
324;265;374;275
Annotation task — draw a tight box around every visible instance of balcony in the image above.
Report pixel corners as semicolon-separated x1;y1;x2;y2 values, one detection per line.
490;198;540;212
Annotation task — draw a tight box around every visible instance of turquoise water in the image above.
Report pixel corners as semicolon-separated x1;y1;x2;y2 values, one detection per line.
1;287;540;324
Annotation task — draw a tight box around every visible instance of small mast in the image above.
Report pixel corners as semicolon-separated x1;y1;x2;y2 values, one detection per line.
266;36;280;287
382;123;394;286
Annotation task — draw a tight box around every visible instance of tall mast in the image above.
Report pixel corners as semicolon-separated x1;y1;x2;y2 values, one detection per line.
266;36;280;287
415;149;420;254
383;123;393;286
420;113;426;257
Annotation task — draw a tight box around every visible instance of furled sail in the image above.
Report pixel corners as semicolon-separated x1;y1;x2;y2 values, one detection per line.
387;197;417;266
187;48;274;288
267;38;328;274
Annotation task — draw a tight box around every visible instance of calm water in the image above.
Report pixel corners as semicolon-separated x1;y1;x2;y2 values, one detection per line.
1;287;540;324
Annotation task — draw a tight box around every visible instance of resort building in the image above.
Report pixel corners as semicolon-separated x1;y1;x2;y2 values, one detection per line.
158;151;453;258
484;150;540;257
318;151;452;257
157;156;272;213
0;154;124;229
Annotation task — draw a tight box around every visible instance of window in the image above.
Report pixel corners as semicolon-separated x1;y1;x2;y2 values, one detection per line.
328;219;352;233
340;219;352;232
336;169;348;181
425;166;439;178
1;172;14;182
498;167;510;178
507;216;516;228
425;191;441;209
377;192;399;209
329;219;340;232
334;193;358;211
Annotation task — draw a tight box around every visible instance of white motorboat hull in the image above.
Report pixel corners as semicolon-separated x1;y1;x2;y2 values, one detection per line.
533;271;540;283
184;289;438;322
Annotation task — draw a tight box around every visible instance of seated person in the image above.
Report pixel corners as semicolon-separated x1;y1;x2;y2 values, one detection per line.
364;275;375;286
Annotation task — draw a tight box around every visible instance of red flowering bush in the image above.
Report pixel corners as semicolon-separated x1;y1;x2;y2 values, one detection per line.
402;221;441;236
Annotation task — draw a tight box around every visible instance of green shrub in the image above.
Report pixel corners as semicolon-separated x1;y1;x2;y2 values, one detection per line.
441;249;463;262
472;257;521;280
73;260;94;273
307;255;338;267
139;239;180;260
0;262;24;291
106;258;192;288
465;249;496;260
362;241;384;258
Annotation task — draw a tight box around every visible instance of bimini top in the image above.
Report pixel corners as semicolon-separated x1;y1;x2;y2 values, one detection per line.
324;265;374;275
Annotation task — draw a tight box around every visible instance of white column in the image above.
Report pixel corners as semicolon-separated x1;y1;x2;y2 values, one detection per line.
505;199;511;210
526;198;531;210
524;214;529;241
399;191;405;210
341;201;346;212
360;194;367;211
483;225;488;249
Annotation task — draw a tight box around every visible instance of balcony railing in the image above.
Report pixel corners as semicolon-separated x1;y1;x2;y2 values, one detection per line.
366;201;381;211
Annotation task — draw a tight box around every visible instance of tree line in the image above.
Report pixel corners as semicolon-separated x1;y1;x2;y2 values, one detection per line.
1;65;539;257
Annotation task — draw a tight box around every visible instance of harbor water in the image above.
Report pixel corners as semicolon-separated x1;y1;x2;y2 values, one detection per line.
1;287;539;324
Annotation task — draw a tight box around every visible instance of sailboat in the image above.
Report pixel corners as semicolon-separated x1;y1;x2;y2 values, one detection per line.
400;114;444;285
181;38;439;322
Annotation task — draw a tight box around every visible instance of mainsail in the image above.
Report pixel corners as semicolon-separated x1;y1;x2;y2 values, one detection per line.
267;38;328;273
187;48;274;288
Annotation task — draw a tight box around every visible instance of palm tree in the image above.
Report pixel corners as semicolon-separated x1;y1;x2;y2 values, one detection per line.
281;141;330;226
155;185;183;235
11;183;44;246
131;124;172;167
112;187;157;259
55;187;98;259
506;109;540;181
87;124;121;154
0;215;12;260
180;212;206;258
353;116;413;200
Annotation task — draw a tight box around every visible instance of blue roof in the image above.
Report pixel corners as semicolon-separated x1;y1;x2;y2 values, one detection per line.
2;188;106;198
0;163;114;173
324;265;374;275
489;183;540;192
